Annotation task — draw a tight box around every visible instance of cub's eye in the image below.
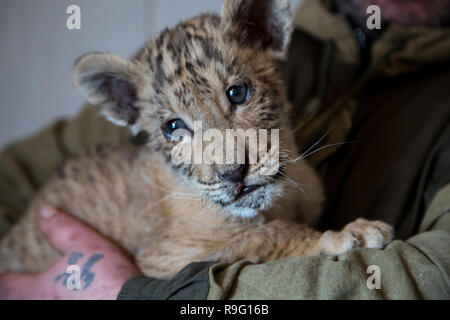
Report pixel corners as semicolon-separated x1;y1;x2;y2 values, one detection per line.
164;119;189;141
226;84;249;105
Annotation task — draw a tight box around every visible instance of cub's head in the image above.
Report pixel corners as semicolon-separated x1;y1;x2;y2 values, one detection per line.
74;0;300;218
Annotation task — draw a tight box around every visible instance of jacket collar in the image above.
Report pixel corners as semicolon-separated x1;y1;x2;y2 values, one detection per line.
294;0;450;76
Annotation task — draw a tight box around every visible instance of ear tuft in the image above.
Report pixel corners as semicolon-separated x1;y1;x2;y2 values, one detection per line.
221;0;292;55
74;53;143;126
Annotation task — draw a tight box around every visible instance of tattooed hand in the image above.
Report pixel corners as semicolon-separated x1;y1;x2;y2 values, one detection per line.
0;206;141;300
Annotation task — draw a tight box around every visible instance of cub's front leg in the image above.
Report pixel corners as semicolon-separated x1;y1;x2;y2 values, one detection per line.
207;218;394;265
310;218;394;256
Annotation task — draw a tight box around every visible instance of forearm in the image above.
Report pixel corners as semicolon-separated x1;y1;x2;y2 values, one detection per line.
208;186;450;300
207;231;450;300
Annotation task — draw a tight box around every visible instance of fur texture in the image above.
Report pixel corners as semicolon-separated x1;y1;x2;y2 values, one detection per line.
0;0;393;278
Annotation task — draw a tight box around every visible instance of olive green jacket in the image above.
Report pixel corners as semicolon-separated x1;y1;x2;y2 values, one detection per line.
1;0;449;299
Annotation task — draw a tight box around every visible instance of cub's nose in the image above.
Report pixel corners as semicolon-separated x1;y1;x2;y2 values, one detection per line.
217;164;247;183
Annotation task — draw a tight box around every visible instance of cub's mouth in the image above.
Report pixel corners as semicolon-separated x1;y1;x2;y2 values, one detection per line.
223;181;284;218
235;183;267;200
206;163;287;217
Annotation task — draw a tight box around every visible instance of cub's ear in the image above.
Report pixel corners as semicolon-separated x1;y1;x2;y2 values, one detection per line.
74;52;145;126
221;0;292;55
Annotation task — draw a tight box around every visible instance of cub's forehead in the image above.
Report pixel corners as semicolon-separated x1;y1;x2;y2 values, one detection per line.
136;14;244;115
134;13;280;123
141;14;231;83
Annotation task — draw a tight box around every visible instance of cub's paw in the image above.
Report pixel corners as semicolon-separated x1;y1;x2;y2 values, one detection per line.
315;219;394;255
342;218;394;249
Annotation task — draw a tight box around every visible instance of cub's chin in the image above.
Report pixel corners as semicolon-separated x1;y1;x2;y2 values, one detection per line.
223;182;285;219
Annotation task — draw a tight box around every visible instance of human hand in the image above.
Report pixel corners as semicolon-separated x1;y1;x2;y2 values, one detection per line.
0;206;141;300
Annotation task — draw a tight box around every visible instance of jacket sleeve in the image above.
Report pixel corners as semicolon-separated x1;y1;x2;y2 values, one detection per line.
117;261;215;300
208;185;450;299
0;106;129;239
207;217;450;299
1;107;448;300
116;185;450;300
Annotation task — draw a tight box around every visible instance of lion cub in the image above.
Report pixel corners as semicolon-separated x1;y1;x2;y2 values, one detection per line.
0;0;392;278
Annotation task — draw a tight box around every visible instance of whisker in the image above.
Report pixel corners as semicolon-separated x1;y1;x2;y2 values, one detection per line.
292;111;317;134
297;141;355;161
285;126;357;164
297;126;335;161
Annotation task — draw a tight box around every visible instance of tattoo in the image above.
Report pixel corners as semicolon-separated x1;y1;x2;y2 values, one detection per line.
80;254;104;289
54;251;104;290
67;251;84;264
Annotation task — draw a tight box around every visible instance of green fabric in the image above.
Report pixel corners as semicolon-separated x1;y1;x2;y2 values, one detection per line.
118;262;215;300
118;185;450;300
204;1;450;300
294;0;450;76
207;239;450;299
0;106;129;239
207;188;450;300
1;0;450;300
420;184;450;233
285;0;450;240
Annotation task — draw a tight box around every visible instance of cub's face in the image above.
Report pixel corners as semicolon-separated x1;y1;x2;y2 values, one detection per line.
74;0;297;218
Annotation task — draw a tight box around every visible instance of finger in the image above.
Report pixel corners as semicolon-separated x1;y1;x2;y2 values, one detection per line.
38;205;114;254
0;273;35;300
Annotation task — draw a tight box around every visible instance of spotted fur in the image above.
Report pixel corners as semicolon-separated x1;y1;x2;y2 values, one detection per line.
0;0;393;278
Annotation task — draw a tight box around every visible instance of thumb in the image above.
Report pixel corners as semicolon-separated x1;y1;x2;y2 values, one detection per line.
38;206;113;254
0;273;35;300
